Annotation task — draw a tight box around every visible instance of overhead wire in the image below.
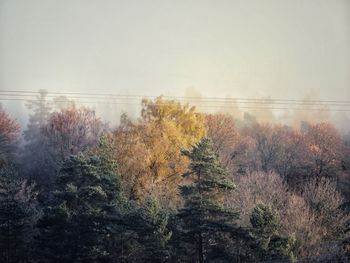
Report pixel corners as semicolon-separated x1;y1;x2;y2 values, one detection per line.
1;90;350;112
1;89;350;104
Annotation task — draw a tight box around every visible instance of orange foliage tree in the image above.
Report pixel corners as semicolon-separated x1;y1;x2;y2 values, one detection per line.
303;122;345;178
205;113;257;176
0;110;20;166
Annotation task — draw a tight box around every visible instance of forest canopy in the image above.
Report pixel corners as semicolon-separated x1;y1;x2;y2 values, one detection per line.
0;94;349;262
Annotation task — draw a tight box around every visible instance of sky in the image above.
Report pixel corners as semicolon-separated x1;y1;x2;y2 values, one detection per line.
0;0;350;127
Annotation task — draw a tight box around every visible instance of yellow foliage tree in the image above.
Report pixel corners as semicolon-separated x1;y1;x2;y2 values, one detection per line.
112;97;206;208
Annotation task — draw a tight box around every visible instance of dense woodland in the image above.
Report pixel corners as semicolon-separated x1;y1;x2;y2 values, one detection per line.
0;90;349;262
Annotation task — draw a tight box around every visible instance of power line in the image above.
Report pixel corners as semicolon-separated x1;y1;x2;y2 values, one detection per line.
1;97;350;112
1;89;350;104
1;90;350;112
1;92;350;107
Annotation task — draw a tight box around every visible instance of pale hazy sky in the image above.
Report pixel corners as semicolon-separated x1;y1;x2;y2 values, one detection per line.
1;0;349;100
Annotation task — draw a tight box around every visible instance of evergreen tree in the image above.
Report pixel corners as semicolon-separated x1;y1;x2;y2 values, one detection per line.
37;139;172;263
36;152;124;263
174;137;240;262
22;89;53;189
24;89;52;142
0;166;39;263
250;204;296;262
135;195;171;262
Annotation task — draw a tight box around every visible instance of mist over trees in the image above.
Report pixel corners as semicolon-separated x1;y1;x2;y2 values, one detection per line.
0;93;349;262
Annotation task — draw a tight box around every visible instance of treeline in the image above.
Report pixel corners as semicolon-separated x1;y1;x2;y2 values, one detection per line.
0;90;349;262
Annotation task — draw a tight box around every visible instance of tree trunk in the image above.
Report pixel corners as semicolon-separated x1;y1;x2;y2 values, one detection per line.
198;231;204;263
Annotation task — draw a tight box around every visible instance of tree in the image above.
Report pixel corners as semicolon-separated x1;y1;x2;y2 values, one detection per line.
0;110;20;167
230;171;325;258
174;138;240;262
301;177;349;240
42;106;105;161
281;194;324;258
245;123;282;173
23;104;105;192
112;97;206;208
36;152;124;263
205;114;257;176
52;96;75;111
303;122;344;178
205;114;238;154
37;140;172;263
22;90;52;187
24;89;52;142
250;204;279;250
110;114;150;201
243;122;313;185
0;166;39;263
250;204;296;262
126;195;171;262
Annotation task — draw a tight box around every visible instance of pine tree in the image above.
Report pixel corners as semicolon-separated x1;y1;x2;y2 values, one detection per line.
250;204;296;262
22;89;53;189
37;138;174;263
135;195;171;262
24;89;52;142
0;166;39;263
36;152;124;263
174;137;240;262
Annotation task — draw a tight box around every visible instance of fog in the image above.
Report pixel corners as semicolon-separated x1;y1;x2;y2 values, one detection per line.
1;0;350;131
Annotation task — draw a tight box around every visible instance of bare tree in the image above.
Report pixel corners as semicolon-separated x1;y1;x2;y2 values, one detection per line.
229;171;336;257
303;123;345;178
42;105;105;161
206;113;258;176
301;177;349;240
